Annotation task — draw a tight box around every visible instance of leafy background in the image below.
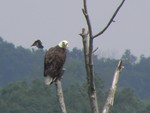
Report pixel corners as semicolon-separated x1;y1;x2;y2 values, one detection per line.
0;37;150;113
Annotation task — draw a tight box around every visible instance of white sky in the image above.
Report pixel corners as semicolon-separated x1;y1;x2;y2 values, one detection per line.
0;0;149;58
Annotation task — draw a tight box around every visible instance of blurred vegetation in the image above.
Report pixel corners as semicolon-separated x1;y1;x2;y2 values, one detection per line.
0;37;150;113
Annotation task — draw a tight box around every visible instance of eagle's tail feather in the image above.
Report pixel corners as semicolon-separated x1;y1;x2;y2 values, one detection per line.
45;76;53;85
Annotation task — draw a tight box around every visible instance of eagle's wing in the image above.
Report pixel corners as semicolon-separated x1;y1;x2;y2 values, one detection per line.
44;47;55;76
44;47;55;85
44;47;65;85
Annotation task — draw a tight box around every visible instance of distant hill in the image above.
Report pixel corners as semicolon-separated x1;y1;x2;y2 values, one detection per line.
0;37;150;99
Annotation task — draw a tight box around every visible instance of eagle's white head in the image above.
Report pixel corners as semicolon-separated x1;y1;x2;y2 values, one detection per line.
58;40;68;48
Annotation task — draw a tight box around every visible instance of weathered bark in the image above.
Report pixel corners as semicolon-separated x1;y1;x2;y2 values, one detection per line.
80;0;125;113
81;0;100;112
102;60;123;113
55;69;67;113
80;28;99;113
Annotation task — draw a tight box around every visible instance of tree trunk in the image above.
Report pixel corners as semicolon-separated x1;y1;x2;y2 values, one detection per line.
55;69;67;113
55;80;67;113
80;29;99;113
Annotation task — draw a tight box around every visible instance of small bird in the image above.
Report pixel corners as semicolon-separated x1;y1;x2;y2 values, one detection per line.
44;40;68;85
31;40;44;49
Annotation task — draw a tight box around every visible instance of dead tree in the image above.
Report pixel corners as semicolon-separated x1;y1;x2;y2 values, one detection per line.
79;0;125;113
55;69;67;113
102;60;123;113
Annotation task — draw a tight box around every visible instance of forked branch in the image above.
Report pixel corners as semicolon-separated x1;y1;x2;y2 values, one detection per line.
80;1;125;113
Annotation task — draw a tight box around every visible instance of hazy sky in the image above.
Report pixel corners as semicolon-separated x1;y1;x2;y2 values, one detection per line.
0;0;149;58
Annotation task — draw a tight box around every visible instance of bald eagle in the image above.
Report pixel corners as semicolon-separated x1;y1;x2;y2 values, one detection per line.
44;40;68;85
31;40;44;49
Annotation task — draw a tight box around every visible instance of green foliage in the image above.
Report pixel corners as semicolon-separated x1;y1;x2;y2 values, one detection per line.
110;88;144;113
0;37;45;85
122;49;137;65
142;104;150;113
0;79;60;113
0;79;149;113
0;37;150;112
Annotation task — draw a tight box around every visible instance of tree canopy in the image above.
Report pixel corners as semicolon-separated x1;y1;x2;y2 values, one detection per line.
0;37;150;112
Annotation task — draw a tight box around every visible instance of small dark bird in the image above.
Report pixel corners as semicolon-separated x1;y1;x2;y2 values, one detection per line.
31;40;44;49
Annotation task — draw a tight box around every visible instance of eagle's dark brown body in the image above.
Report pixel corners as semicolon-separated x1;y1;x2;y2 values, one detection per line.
44;45;67;85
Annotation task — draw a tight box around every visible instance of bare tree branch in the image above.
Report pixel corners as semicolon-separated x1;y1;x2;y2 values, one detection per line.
102;60;123;113
93;0;126;38
80;1;125;113
81;1;99;113
55;69;67;113
79;28;91;85
82;0;93;39
79;28;89;38
92;47;99;54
